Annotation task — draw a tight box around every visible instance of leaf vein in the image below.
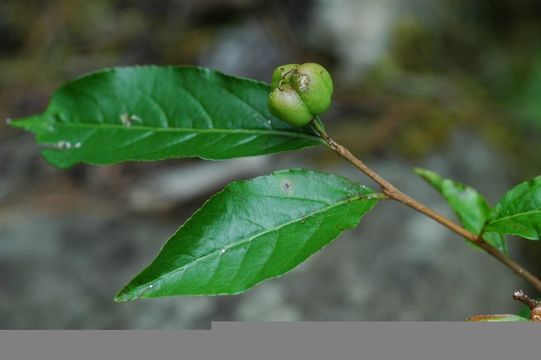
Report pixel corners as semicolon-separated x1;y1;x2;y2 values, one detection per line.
127;194;371;295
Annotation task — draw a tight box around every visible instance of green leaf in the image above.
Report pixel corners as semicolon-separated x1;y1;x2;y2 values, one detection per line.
467;314;529;322
414;168;507;253
10;66;324;168
517;305;532;320
115;169;380;301
485;176;541;240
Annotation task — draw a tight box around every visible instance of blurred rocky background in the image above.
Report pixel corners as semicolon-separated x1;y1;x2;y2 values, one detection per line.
1;0;540;328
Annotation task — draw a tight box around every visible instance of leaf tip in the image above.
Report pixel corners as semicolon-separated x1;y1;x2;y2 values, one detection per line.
114;283;142;302
114;280;157;302
113;288;130;302
413;167;433;178
6;117;28;129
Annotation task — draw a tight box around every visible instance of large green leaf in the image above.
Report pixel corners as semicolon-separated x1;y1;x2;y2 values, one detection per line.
115;169;380;300
414;168;507;253
485;176;541;240
10;66;323;168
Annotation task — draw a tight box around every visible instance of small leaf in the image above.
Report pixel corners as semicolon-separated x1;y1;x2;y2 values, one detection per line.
10;66;324;168
485;176;541;240
115;169;379;300
414;168;507;253
467;314;529;322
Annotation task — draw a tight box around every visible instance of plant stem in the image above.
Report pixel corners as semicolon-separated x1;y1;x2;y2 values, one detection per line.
313;123;541;293
512;290;539;309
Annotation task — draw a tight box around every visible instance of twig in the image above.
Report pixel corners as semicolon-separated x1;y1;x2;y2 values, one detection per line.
513;290;539;309
312;121;541;293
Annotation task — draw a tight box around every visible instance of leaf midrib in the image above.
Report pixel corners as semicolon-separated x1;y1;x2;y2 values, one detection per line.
488;208;541;226
123;193;372;297
51;121;322;141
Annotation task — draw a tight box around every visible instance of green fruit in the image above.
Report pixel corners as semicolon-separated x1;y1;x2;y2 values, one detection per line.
268;62;333;127
268;85;313;127
271;64;299;89
291;63;333;115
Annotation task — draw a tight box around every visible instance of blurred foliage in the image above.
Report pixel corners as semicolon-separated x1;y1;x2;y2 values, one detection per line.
352;0;541;177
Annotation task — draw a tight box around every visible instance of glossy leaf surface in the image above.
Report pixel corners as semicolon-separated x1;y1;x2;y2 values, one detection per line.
115;169;379;300
11;66;323;168
485;176;541;240
415;168;507;252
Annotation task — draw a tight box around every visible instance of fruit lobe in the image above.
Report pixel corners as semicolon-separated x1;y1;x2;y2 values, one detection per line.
268;85;312;127
271;64;299;89
291;63;333;115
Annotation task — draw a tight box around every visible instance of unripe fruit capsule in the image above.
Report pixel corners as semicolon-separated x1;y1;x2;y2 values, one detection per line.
268;62;333;127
